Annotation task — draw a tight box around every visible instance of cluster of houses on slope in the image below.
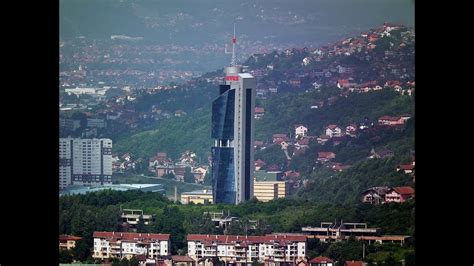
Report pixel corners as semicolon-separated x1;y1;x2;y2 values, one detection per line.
148;151;208;184
250;23;414;101
361;186;415;204
287;114;410;151
257;112;412;178
112;153;140;174
336;79;414;96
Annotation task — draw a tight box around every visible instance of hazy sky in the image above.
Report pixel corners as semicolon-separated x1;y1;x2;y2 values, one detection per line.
60;0;414;46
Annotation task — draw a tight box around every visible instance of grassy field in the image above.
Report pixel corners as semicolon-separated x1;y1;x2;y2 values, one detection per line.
113;174;210;199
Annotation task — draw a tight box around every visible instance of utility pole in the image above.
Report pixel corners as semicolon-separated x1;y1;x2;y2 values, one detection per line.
174;185;177;203
363;242;365;259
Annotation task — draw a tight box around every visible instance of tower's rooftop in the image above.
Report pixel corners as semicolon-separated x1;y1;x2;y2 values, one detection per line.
238;73;253;78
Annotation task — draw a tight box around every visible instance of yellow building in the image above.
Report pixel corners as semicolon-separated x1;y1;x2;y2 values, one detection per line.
253;181;289;202
181;190;213;205
253;170;289;202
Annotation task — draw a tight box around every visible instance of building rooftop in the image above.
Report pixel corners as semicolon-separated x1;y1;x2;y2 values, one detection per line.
60;184;164;196
181;190;212;196
255;171;283;181
238;73;254;79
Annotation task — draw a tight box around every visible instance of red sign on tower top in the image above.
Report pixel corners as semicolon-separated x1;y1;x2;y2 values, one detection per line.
232;37;236;44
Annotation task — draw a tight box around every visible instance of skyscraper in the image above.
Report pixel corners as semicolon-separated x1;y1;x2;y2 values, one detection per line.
59;138;112;189
211;27;256;204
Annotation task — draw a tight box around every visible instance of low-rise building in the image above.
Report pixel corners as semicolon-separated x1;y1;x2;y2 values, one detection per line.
59;235;82;250
378;116;405;126
255;107;265;119
295;125;308;139
181;190;213;205
302;221;410;246
325;125;342;138
385;186;415;203
309;256;334;266
361;186;391;204
187;234;307;264
253;171;289;202
273;134;288;144
397;164;415;174
121;209;154;230
317;152;336;163
92;232;170;260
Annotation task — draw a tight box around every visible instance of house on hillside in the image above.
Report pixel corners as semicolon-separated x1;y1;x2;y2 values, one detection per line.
345;124;358;137
378;116;405;125
385;186;415;203
361;186;391;204
397;163;415;175
295;125;308;139
295;138;310;150
255;107;265;119
325;125;342;138
273;134;288;144
255;159;266;171
317;135;331;145
317;152;336;163
309;256;334;266
254;140;264;149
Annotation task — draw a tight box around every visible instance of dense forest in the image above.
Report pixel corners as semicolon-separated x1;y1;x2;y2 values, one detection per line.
59;190;415;265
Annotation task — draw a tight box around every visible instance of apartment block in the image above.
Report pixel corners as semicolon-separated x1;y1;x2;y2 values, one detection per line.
59;138;112;189
93;232;170;260
187;234;306;264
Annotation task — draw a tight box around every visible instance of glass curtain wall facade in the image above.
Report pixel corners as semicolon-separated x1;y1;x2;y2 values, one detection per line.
211;68;255;205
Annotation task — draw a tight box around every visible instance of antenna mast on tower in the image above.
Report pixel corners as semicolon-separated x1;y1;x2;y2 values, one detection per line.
225;23;237;66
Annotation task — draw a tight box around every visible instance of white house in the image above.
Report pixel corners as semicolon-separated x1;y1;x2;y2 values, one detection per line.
295;125;308;139
325;125;342;138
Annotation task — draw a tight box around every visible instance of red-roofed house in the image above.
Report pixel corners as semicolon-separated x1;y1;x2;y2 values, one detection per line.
378;116;405;125
318;152;336;163
337;79;349;89
397;164;415;174
385;186;415;203
254;140;264;149
170;255;195;266
325;125;342;138
368;34;379;42
273;134;288;144
59;235;82;250
92;232;171;260
255;159;266;171
309;256;334;266
255;107;265;119
345;260;368;266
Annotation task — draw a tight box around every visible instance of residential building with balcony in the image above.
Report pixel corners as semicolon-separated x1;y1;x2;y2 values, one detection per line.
93;232;170;260
187;234;306;265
